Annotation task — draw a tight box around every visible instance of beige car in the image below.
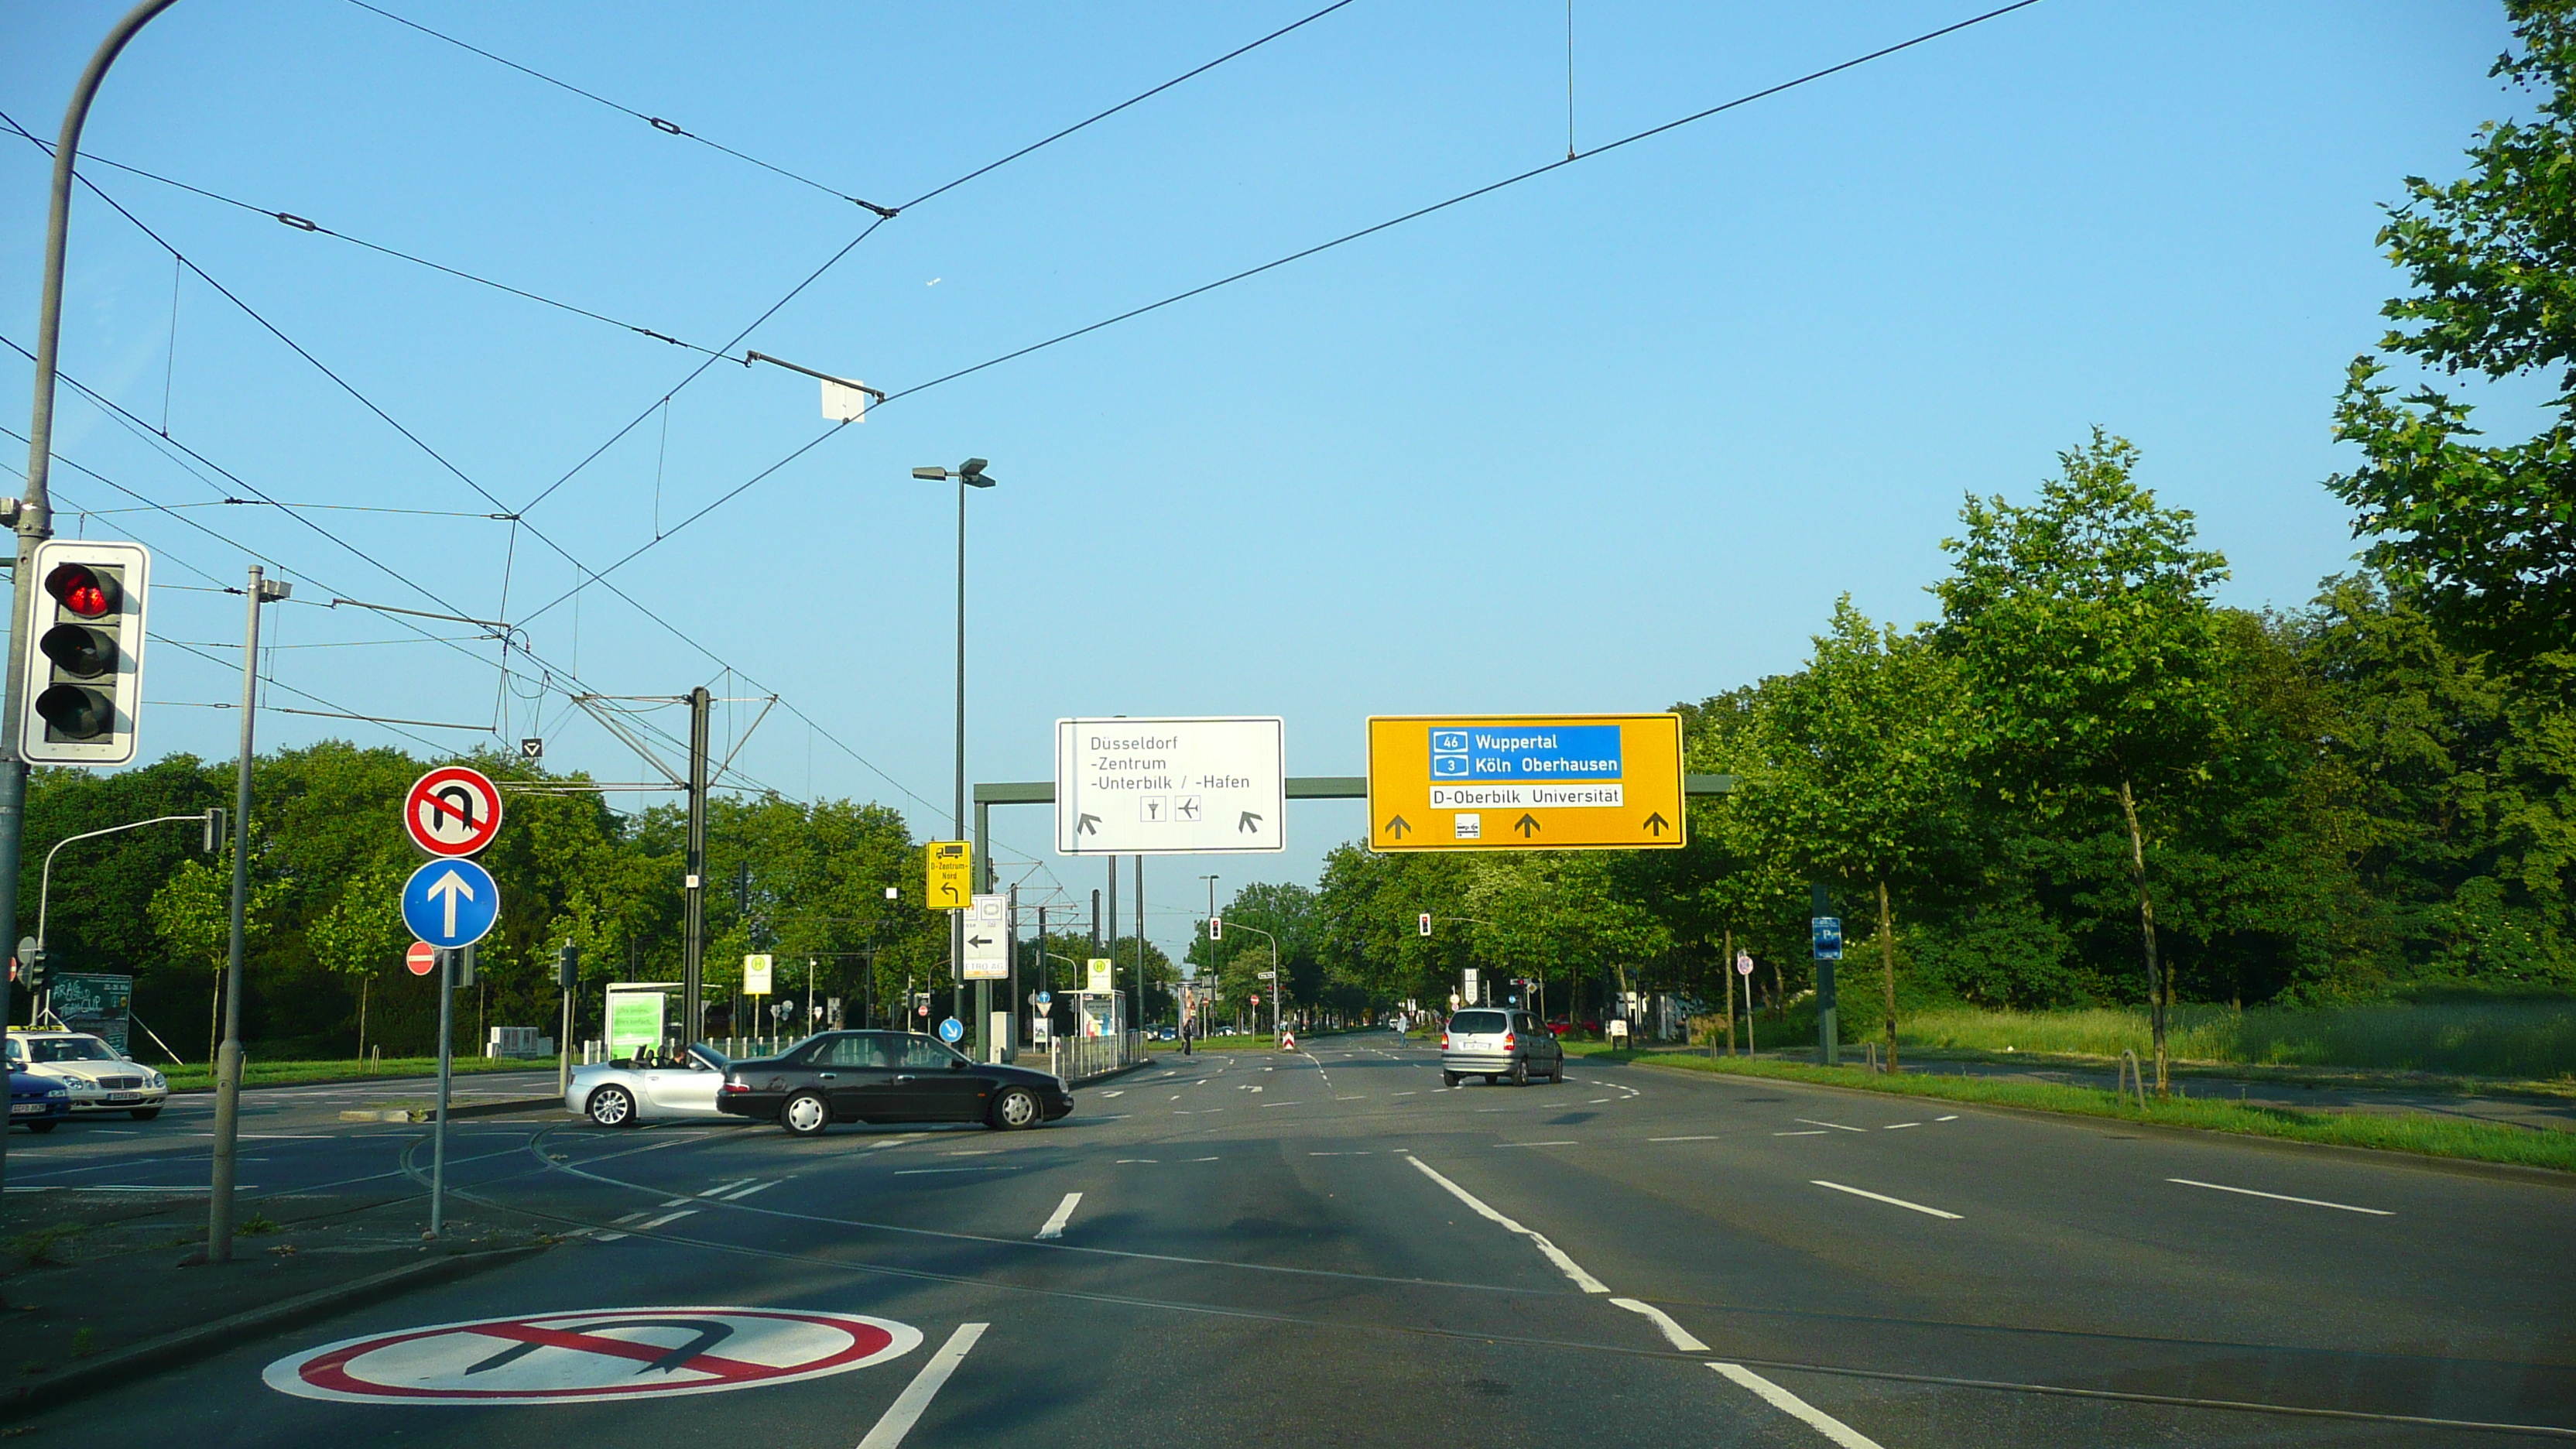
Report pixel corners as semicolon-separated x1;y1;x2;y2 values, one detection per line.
5;1030;168;1118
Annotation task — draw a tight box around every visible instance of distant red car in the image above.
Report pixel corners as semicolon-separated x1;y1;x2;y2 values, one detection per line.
1543;1019;1601;1038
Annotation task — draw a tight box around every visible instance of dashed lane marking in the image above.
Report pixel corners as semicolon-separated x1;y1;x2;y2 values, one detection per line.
1036;1192;1082;1239
1649;1135;1720;1142
1405;1157;1608;1293
855;1322;986;1449
1795;1119;1870;1134
1710;1363;1885;1448
700;1180;755;1197
1609;1297;1708;1352
1935;1115;1958;1122
1775;1131;1828;1137
1812;1180;1961;1220
1882;1123;1921;1130
1114;1159;1159;1164
2167;1178;2393;1216
721;1181;777;1201
1497;1141;1578;1149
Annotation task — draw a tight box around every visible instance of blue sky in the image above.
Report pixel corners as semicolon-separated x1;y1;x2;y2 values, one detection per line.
0;1;2531;964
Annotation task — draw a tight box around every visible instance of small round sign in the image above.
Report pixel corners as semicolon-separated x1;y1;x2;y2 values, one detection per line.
937;1016;964;1044
405;941;437;978
264;1307;920;1406
404;766;504;858
1035;992;1051;1006
1735;951;1755;977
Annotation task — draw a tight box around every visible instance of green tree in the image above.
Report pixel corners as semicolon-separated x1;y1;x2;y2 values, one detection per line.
1937;431;2232;1089
306;854;413;1062
146;854;283;1064
2328;2;2576;666
1739;598;1962;1067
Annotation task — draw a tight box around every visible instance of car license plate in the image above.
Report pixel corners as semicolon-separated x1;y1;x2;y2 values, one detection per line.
106;1093;139;1103
9;1104;43;1115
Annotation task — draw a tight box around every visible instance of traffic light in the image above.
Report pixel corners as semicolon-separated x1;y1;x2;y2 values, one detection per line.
447;946;476;988
203;807;225;854
19;540;151;766
1208;916;1222;941
20;945;45;997
556;942;581;991
1419;912;1433;937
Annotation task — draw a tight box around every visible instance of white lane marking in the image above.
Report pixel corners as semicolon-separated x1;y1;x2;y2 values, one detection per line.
632;1208;698;1230
1710;1363;1884;1448
699;1178;754;1197
1882;1123;1921;1130
1608;1297;1708;1351
1406;1157;1608;1294
1260;1101;1297;1108
1099;1090;1123;1098
1811;1180;1961;1220
1336;1095;1368;1100
855;1322;987;1449
1187;1156;1219;1162
942;1149;998;1156
1774;1130;1829;1136
659;1197;693;1207
892;1166;1015;1176
1497;1141;1578;1149
1036;1191;1082;1239
1115;1159;1160;1164
1391;1091;1417;1097
1934;1115;1958;1122
1794;1118;1869;1133
1649;1135;1720;1142
721;1180;778;1201
2167;1177;2393;1216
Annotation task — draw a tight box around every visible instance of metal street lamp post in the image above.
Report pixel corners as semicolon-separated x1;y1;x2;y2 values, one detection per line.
911;460;993;1056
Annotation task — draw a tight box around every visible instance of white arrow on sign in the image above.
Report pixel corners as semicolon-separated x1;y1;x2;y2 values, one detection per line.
426;868;476;937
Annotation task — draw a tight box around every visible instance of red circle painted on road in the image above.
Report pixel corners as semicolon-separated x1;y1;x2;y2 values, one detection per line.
405;941;437;978
405;766;504;857
264;1307;920;1406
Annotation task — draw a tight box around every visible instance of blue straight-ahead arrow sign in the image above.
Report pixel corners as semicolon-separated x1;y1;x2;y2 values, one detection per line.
402;858;500;949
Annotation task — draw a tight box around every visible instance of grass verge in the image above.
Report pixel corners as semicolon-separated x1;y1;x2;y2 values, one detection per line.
160;1055;546;1092
1896;1000;2576;1079
1564;1042;2576;1173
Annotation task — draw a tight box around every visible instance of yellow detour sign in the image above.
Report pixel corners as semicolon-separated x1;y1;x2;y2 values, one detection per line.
925;841;972;909
1367;714;1685;851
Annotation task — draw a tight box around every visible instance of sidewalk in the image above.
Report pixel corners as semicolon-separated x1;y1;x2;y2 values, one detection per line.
0;1183;550;1416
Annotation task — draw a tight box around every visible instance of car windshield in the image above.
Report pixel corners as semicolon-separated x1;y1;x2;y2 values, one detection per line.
21;1037;117;1063
1447;1011;1509;1034
898;1036;964;1070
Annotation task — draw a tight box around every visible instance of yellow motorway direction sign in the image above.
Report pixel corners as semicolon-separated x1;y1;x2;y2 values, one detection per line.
925;841;972;909
1367;714;1684;851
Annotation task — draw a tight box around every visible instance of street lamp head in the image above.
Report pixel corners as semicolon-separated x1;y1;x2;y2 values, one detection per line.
957;457;993;487
911;466;948;481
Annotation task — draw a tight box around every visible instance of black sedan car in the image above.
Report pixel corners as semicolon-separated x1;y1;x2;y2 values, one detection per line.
718;1030;1074;1136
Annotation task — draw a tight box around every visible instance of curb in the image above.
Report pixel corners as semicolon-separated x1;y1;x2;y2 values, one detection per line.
1589;1051;2576;1188
0;1243;550;1420
336;1096;562;1124
1067;1057;1154;1088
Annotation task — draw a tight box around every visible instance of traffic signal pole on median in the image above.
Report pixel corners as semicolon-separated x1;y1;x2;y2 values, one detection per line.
208;565;289;1260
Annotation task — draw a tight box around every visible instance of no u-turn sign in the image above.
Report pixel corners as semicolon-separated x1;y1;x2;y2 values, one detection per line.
265;1307;921;1405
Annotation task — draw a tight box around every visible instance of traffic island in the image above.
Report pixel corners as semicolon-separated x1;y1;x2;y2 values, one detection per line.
0;1189;553;1418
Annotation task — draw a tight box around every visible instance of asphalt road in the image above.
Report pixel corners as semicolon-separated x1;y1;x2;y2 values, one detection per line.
13;1040;2573;1447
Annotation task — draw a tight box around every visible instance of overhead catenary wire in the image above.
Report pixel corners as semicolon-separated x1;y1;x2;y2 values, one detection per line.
514;0;2049;622
2;125;728;360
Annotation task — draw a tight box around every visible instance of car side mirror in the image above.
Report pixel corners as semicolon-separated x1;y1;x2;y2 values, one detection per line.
950;1057;970;1070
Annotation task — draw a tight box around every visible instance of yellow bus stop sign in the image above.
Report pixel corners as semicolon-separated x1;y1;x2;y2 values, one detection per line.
925;840;972;909
1366;714;1685;851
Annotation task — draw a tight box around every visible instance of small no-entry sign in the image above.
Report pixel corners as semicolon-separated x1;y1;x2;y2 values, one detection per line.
265;1307;921;1406
406;941;437;978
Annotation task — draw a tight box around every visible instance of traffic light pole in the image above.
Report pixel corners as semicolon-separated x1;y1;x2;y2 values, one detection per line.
208;564;279;1261
683;687;709;1045
0;0;183;1214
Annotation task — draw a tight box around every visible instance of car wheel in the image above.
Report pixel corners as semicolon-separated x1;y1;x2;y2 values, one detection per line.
1550;1057;1565;1083
1440;1071;1460;1088
586;1084;637;1128
990;1087;1040;1131
1509;1058;1530;1087
780;1091;831;1138
130;1106;161;1121
22;1119;55;1134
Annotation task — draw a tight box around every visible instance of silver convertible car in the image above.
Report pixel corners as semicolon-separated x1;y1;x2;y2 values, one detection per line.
564;1043;734;1126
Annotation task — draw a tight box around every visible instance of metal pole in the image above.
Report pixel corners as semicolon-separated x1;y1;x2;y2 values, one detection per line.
39;814;207;951
1132;855;1144;1045
1812;882;1838;1067
2;0;183;1225
951;481;966;1042
429;946;454;1236
557;976;572;1098
207;564;263;1259
683;687;709;1043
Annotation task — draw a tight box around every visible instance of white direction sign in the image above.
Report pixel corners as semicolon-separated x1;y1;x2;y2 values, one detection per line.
1055;716;1284;855
961;894;1009;981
